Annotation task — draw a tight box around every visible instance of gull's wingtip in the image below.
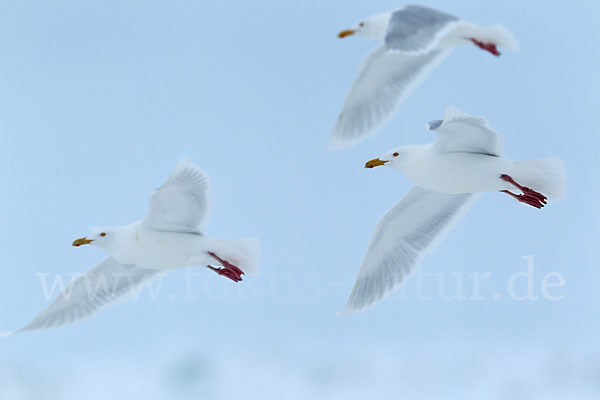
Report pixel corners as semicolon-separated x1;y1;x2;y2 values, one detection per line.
327;139;345;151
440;105;468;124
169;159;211;186
339;307;357;316
327;131;362;151
328;132;370;151
336;307;363;316
341;304;370;315
0;331;15;338
443;106;494;128
328;139;350;151
176;158;197;170
342;296;374;315
329;116;376;150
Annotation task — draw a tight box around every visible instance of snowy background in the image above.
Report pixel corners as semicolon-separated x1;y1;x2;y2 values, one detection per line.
0;1;598;399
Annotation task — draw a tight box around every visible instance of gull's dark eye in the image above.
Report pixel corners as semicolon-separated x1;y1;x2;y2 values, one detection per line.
100;232;106;237
359;22;365;27
393;152;399;157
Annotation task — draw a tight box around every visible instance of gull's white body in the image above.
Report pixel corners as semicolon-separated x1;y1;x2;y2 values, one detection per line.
394;145;530;194
392;144;505;192
12;161;260;333
100;222;249;270
344;107;566;313
331;5;519;148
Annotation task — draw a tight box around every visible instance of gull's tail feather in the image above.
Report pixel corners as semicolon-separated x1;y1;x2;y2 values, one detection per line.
218;237;261;275
512;156;567;202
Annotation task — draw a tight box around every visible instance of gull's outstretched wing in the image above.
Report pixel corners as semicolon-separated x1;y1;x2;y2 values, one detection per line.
430;106;504;157
143;161;213;233
385;5;460;54
344;187;479;313
330;47;451;149
16;257;160;333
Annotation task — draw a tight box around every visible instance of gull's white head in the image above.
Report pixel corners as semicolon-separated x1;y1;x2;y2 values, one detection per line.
72;227;117;250
338;12;390;41
364;146;410;171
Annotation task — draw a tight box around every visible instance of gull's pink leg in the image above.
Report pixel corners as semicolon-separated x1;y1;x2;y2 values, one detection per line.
207;252;245;282
500;174;547;203
500;174;547;209
469;38;500;56
501;190;544;209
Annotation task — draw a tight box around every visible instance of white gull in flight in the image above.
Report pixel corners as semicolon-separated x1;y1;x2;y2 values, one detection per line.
11;161;260;333
344;107;566;313
330;5;519;149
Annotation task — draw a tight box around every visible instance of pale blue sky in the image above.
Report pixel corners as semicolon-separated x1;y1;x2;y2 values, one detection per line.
0;1;598;399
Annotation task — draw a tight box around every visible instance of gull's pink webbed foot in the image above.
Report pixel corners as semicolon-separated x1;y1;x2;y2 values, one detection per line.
469;38;500;56
500;174;547;209
207;252;245;282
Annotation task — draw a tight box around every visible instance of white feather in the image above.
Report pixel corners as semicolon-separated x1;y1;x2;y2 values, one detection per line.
330;47;451;149
143;160;213;233
431;106;504;157
16;258;160;333
344;187;479;313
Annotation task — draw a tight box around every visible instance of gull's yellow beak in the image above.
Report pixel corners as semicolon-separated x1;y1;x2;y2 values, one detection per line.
365;158;387;168
338;29;356;39
72;237;93;247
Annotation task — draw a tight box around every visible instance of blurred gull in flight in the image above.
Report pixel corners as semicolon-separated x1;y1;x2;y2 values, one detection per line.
344;107;566;313
330;5;519;149
9;161;260;334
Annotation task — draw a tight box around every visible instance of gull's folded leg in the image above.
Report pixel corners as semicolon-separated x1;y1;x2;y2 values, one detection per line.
207;252;244;282
500;174;547;205
501;190;544;209
469;38;500;56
